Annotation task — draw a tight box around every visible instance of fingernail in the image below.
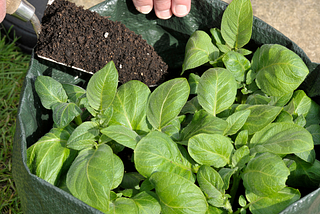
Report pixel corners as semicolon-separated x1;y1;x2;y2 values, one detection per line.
158;10;172;19
175;5;188;16
137;5;152;14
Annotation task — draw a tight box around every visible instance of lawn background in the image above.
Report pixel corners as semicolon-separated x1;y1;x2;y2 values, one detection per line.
0;27;30;214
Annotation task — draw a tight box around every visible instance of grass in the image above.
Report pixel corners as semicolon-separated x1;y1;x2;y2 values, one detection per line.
0;29;31;214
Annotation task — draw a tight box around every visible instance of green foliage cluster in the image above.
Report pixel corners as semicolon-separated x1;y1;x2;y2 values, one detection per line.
27;0;320;213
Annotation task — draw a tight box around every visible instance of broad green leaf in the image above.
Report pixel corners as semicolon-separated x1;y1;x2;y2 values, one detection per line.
286;156;320;188
99;134;112;144
234;130;248;149
178;144;197;166
231;145;251;170
101;125;141;150
224;110;251;136
134;131;194;181
140;179;154;192
110;80;150;134
120;172;145;189
27;128;73;185
99;106;114;127
180;110;228;145
62;83;86;103
198;166;224;192
222;51;251;82
149;171;208;214
250;122;313;155
246;187;300;214
218;168;238;190
242;81;260;96
242;152;290;196
182;30;219;74
269;92;293;107
206;205;228;214
188;73;200;94
35;76;68;109
62;125;75;135
252;44;309;96
216;43;231;54
285;90;320;127
274;111;293;123
303;99;320;127
221;0;253;49
79;96;97;117
294;149;315;163
132;191;161;214
237;48;252;56
161;116;182;141
52;102;82;128
67;144;124;213
216;104;239;119
111;154;125;189
285;90;311;116
245;69;256;85
118;189;137;198
105;140;125;154
67;121;99;150
210;28;226;46
197;165;225;207
110;191;118;202
87;61;118;110
306;124;320;145
147;78;189;130
198;68;237;116
294;114;306;127
181;96;202;115
235;104;282;134
246;93;271;105
238;195;247;207
188;133;233;168
107;197;139;214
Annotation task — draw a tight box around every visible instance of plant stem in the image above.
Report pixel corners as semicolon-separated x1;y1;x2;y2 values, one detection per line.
229;172;241;207
233;202;251;214
74;115;82;126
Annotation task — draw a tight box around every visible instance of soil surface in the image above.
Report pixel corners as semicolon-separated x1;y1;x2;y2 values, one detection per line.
35;0;168;86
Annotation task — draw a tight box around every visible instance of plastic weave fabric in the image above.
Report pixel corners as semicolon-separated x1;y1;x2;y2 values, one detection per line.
13;0;320;213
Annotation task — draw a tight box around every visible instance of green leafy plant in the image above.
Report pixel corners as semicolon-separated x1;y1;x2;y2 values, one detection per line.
27;0;320;213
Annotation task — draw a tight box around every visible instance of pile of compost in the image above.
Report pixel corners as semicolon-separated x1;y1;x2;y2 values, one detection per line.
35;0;168;86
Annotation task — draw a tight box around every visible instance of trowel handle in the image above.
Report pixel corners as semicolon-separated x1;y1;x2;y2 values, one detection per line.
6;0;41;37
6;0;35;22
6;0;22;15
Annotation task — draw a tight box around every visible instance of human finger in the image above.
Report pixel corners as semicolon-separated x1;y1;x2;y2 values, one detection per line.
132;0;153;14
0;0;6;23
171;0;191;17
153;0;172;19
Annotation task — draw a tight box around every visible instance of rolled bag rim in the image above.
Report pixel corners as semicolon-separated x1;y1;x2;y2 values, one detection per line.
13;0;320;213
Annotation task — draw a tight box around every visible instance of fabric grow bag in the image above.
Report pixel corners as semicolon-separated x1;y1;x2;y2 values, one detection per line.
13;0;320;213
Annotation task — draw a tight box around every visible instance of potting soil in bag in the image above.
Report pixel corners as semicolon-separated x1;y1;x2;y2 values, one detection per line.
13;0;320;213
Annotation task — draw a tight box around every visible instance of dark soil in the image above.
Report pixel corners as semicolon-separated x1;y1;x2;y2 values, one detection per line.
35;0;168;86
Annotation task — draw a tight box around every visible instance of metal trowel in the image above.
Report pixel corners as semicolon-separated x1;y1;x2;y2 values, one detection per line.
7;0;90;74
6;0;41;37
35;0;91;73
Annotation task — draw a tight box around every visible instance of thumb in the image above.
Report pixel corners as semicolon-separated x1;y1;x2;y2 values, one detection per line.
0;0;6;23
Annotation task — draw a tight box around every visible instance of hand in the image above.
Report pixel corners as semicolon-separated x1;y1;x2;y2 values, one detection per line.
0;0;5;22
132;0;191;20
